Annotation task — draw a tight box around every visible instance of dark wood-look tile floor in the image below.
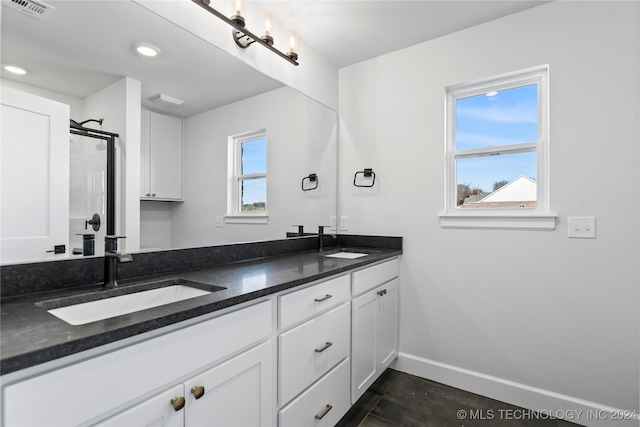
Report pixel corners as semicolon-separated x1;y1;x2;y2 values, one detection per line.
336;369;581;427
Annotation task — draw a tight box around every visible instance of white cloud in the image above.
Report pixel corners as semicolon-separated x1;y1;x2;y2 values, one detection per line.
457;105;537;124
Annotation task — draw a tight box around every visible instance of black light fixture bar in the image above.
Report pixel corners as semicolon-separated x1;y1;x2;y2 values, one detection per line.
191;0;299;66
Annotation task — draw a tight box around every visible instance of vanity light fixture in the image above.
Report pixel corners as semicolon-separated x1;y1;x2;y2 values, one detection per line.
191;0;299;66
3;64;28;75
132;41;161;57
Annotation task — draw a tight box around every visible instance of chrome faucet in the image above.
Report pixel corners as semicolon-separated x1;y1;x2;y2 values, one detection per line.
104;235;133;288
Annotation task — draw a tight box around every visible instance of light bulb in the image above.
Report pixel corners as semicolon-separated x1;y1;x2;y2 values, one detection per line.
265;16;271;37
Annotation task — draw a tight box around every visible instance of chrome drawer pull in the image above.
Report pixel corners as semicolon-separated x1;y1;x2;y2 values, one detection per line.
314;404;333;420
314;341;333;353
314;294;332;302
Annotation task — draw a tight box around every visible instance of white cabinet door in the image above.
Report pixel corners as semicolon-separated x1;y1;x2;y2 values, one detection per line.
140;108;151;198
141;109;182;200
351;289;377;403
377;278;399;370
184;341;273;427
0;86;70;264
95;385;184;427
351;279;399;403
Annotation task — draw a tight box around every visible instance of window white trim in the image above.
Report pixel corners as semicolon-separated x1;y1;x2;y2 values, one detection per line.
442;65;555;230
226;129;268;224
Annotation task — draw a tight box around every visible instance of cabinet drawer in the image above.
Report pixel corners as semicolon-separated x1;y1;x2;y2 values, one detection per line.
2;301;271;427
352;258;398;296
279;274;350;329
279;358;350;427
279;302;350;406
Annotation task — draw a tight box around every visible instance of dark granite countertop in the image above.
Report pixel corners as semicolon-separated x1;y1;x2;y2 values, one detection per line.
1;244;401;375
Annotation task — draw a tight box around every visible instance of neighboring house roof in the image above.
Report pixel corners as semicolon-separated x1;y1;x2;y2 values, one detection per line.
462;193;490;204
478;175;536;203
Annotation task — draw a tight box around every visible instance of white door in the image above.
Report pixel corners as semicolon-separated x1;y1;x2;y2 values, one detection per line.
184;341;273;427
95;384;184;427
1;86;70;263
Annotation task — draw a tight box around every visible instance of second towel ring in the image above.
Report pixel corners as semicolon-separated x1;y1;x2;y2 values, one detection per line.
302;173;318;191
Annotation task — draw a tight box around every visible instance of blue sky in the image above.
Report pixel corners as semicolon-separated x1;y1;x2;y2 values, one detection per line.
455;84;538;192
241;138;267;206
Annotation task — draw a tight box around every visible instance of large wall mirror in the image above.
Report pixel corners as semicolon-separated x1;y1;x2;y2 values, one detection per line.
0;0;337;265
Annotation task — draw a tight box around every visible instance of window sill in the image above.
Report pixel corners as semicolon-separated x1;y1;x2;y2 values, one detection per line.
224;213;269;225
439;213;557;230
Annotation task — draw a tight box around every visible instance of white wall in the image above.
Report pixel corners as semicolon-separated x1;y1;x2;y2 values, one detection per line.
84;77;142;253
338;1;639;423
166;86;337;248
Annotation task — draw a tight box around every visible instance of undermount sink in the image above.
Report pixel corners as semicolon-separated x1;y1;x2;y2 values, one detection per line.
38;279;223;326
324;251;369;259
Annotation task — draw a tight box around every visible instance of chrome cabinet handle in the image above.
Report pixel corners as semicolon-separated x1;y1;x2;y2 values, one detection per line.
314;404;333;420
314;341;333;353
171;396;185;411
191;385;205;400
314;294;332;302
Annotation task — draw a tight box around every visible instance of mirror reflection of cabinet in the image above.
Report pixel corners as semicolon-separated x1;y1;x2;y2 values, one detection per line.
0;86;70;264
140;109;183;201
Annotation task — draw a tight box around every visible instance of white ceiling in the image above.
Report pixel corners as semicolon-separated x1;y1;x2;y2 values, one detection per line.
1;0;549;117
261;1;549;68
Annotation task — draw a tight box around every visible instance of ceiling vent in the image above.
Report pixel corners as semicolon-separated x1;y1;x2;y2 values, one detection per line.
4;0;55;20
148;93;184;107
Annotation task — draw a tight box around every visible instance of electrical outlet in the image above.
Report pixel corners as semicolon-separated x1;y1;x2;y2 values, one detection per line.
329;216;337;231
215;216;223;228
340;216;348;231
568;216;596;238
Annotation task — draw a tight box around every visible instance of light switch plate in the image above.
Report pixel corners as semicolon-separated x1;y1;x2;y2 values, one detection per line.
568;216;596;238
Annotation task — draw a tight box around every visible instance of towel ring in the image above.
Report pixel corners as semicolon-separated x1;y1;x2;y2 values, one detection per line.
353;168;375;188
302;173;318;191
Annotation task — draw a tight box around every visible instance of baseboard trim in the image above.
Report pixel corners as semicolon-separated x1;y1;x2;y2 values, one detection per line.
391;352;639;427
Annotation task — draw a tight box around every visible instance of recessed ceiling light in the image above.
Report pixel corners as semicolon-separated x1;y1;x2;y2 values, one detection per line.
132;42;161;57
4;65;28;75
486;91;498;97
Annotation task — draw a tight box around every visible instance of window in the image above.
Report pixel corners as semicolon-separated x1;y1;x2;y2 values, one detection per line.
227;130;267;223
441;66;555;229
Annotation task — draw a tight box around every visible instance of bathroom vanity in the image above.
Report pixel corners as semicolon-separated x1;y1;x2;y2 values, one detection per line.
0;236;401;426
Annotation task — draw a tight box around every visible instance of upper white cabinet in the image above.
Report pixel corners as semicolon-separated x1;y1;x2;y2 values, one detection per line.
140;108;183;200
